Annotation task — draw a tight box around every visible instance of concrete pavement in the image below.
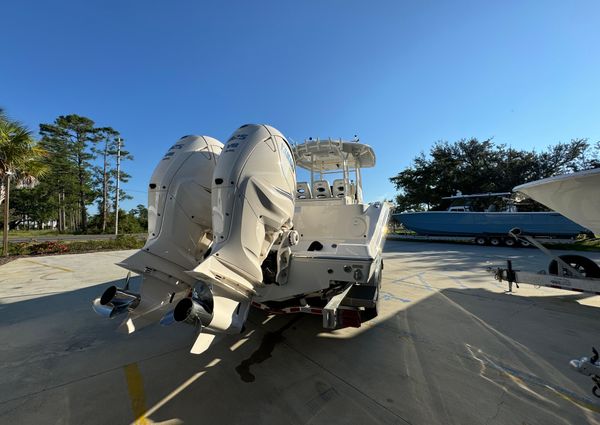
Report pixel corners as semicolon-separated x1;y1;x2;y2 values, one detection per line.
1;243;600;424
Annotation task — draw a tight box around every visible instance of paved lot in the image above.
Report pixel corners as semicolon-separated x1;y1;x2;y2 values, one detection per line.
1;242;600;424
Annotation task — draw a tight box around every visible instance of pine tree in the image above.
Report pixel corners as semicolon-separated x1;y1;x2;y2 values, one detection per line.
39;115;97;232
92;128;133;233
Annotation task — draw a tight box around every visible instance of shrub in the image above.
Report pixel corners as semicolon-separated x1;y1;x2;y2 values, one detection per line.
29;241;69;255
6;234;145;256
11;242;33;255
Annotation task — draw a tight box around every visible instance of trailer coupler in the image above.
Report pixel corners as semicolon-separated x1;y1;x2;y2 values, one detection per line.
570;347;600;398
491;260;520;292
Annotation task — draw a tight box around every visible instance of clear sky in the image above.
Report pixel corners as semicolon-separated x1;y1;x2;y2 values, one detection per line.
2;0;599;210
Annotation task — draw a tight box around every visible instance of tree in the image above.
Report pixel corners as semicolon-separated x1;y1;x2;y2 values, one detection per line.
129;204;148;230
9;183;56;229
39;115;97;232
390;138;597;212
91;128;132;233
0;111;47;255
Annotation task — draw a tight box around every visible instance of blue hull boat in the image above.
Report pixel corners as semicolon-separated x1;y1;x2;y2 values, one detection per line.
393;211;588;237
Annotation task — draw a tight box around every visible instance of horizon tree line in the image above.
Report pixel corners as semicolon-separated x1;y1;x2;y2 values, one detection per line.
1;110;145;247
390;137;600;212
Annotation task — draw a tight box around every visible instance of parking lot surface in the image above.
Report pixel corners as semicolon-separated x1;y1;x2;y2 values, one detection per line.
1;242;600;424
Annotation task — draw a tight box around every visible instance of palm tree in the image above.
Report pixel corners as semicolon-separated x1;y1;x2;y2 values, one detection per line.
0;111;47;256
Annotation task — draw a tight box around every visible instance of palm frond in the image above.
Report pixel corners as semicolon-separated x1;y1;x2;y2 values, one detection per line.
0;117;43;179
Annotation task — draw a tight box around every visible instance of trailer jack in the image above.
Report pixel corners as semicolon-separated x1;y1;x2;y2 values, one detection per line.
493;259;520;292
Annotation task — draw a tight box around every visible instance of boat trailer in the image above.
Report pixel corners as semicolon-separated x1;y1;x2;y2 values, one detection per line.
489;228;600;397
490;228;600;294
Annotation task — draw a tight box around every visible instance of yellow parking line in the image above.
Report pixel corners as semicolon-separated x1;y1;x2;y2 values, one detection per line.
124;363;149;424
23;259;73;273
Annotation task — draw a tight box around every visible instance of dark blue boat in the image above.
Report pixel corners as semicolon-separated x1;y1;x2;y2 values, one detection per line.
392;192;589;242
393;211;587;237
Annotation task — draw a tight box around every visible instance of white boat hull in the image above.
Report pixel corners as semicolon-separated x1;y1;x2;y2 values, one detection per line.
514;168;600;235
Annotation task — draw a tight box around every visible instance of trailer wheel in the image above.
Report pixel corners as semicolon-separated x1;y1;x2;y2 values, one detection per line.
548;255;600;278
475;237;487;246
489;237;501;247
504;238;516;247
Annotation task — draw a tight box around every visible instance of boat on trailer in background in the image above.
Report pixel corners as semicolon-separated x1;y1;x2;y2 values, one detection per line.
393;191;589;247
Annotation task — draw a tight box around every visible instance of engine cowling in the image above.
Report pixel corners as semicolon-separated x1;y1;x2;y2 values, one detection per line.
143;135;223;268
189;124;296;301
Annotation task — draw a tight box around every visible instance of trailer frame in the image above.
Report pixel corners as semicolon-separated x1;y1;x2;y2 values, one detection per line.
490;230;600;294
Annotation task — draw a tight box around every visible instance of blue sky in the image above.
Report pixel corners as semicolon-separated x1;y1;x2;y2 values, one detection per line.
2;0;599;210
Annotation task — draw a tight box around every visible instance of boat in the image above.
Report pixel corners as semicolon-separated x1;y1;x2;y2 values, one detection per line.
257;137;391;308
91;125;390;354
393;192;588;245
514;167;600;236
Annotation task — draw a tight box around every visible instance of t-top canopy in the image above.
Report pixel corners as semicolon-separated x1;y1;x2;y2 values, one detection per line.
442;192;512;200
292;138;376;171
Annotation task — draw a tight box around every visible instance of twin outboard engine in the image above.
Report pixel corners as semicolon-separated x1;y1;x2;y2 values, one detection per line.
93;124;296;354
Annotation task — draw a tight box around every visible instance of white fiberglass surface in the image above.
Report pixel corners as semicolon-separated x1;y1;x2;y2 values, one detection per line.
515;168;600;234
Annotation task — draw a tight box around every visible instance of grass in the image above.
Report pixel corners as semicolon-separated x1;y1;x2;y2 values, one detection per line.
0;229;64;238
545;238;600;252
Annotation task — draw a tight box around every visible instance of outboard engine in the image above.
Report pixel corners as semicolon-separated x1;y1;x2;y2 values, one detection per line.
93;135;223;332
189;124;296;302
